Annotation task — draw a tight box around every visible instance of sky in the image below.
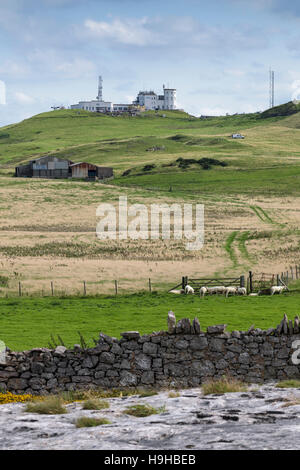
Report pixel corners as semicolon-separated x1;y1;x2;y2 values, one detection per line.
1;0;300;126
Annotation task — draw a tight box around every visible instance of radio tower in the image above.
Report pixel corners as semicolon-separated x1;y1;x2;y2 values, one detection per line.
97;75;103;101
269;68;275;109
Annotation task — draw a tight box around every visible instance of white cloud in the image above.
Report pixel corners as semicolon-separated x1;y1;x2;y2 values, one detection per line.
84;16;268;54
14;92;35;104
0;61;31;78
224;69;246;77
84;18;162;46
56;58;96;78
0;81;6;105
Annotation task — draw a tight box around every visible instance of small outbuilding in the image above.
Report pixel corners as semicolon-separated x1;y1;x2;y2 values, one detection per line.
70;162;113;180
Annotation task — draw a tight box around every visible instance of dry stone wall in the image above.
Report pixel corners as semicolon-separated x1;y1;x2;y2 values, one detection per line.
1;313;300;395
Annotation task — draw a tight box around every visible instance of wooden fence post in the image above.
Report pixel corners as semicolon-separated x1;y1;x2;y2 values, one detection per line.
18;282;22;297
277;274;280;286
83;281;86;296
149;278;152;293
51;281;54;296
249;271;253;293
240;275;245;288
115;280;118;295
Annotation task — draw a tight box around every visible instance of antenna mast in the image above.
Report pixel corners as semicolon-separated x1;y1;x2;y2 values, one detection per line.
97;75;103;101
269;68;274;108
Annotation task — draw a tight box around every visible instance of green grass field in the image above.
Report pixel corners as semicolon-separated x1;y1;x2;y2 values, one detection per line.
0;292;299;351
2;105;300;198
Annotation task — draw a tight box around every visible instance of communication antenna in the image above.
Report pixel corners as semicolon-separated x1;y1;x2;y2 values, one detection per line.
97;75;103;101
269;68;275;109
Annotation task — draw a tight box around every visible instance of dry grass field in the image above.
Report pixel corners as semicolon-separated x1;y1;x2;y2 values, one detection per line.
0;107;299;296
0;175;298;296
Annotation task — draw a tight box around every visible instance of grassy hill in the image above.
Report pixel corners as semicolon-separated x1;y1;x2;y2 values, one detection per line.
0;107;288;167
0;104;300;197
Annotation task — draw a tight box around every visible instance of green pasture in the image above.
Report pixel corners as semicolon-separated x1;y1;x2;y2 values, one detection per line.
0;291;299;351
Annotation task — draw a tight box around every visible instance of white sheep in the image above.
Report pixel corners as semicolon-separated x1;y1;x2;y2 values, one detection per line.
270;285;287;295
236;287;247;296
208;286;226;295
184;285;194;295
199;286;208;297
225;286;238;297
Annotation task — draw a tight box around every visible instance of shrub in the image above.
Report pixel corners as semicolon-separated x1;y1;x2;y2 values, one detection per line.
138;390;158;398
176;157;227;170
142;164;156;172
276;380;300;389
168;391;180;398
0;276;9;287
201;377;247;395
75;417;111;428
82;399;110;410
123;403;165;417
25;396;67;414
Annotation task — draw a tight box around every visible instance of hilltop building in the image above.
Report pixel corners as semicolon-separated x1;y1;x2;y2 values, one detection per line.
71;76;114;113
133;86;176;110
70;77;176;113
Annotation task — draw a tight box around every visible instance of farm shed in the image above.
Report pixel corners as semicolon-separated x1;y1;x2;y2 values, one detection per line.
15;156;72;179
70;162;113;180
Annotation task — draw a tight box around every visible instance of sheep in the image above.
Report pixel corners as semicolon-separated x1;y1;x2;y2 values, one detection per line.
184;285;194;295
207;286;226;295
236;287;247;296
169;289;183;295
199;286;208;297
224;286;238;297
270;285;287;296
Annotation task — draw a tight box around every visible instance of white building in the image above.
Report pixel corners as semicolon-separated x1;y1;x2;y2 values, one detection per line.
134;85;176;110
71;76;114;112
70;77;176;113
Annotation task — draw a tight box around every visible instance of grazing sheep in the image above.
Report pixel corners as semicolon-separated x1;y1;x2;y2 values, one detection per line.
270;285;287;295
185;285;194;295
225;286;237;297
207;286;226;295
199;286;208;297
236;287;247;296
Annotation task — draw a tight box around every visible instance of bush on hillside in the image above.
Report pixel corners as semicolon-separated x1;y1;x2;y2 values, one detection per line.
176;157;228;170
260;101;300;119
142;164;156;172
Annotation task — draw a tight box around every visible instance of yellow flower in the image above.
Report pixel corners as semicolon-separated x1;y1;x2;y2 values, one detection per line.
0;392;41;404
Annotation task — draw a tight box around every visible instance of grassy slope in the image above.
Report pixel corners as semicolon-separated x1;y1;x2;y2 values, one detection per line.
0;108;286;167
1;107;300;197
0;292;299;351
